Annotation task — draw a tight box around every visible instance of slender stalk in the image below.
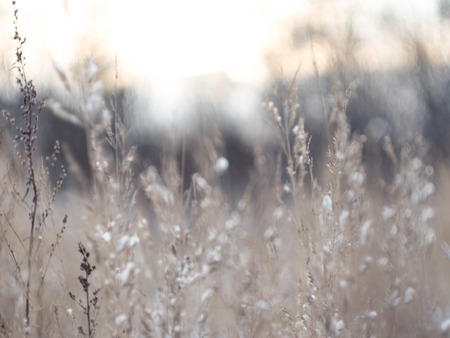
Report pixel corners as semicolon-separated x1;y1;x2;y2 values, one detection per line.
12;1;40;329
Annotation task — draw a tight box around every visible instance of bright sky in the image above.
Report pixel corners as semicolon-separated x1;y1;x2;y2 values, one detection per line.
1;0;442;78
0;0;307;83
0;0;445;125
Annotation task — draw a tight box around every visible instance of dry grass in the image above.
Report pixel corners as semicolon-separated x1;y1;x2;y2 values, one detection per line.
1;2;450;338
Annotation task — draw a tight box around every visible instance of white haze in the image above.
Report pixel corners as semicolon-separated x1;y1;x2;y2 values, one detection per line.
0;0;443;129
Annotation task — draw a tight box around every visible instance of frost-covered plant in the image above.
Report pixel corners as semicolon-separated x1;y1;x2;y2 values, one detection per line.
262;73;438;337
0;2;67;336
264;67;310;209
0;5;447;336
69;242;100;337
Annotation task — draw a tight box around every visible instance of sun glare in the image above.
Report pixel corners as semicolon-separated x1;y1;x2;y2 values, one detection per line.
0;0;444;121
108;0;296;85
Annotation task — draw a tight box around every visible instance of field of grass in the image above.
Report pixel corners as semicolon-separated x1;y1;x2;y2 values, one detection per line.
1;2;450;338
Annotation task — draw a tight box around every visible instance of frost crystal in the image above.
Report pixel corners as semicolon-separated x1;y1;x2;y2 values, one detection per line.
322;194;333;213
226;211;240;230
349;171;364;185
264;226;276;240
87;60;99;78
117;262;135;285
339;210;349;226
206;246;222;264
116;235;130;252
382;206;396;220
359;220;372;245
256;300;272;320
102;231;111;242
273;207;284;220
420;207;434;224
115;314;127;326
441;319;450;333
129;233;140;247
339;279;348;288
377;257;389;268
367;311;377;319
214;157;229;174
201;288;213;303
422;182;435;199
403;287;415;303
390;290;402;307
336;320;345;331
330;317;345;335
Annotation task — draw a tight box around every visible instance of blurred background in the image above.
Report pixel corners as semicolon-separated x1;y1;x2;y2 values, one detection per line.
0;1;447;113
0;0;450;184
